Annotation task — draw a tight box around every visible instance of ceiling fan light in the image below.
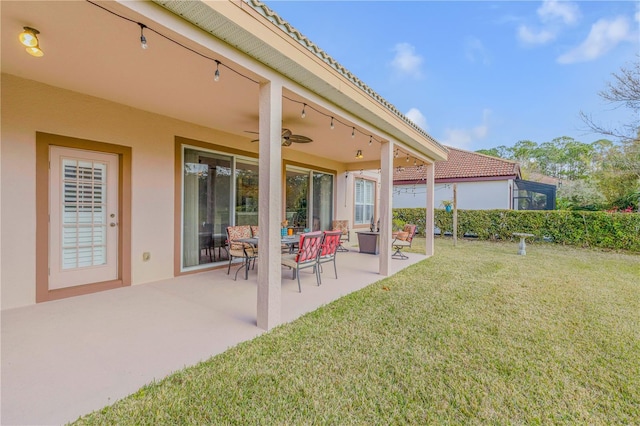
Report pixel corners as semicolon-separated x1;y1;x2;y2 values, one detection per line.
19;27;39;47
355;149;363;159
25;46;44;57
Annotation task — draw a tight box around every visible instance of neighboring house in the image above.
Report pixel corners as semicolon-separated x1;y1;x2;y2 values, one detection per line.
1;1;447;329
393;146;556;210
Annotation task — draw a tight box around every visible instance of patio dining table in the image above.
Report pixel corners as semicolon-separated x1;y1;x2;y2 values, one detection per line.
233;235;301;280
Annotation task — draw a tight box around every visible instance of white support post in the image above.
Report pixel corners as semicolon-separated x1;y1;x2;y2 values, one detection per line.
425;162;435;256
379;140;394;276
257;81;282;331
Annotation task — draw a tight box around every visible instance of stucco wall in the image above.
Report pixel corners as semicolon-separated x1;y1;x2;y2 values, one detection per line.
1;74;344;309
393;180;512;210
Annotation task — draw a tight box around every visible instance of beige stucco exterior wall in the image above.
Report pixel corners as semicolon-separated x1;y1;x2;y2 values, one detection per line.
0;74;344;310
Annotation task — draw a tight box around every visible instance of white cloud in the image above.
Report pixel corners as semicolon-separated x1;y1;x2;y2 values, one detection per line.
390;43;423;78
441;109;491;150
558;16;634;64
517;0;580;45
465;37;490;65
537;0;580;25
405;108;428;131
635;3;640;23
517;25;556;45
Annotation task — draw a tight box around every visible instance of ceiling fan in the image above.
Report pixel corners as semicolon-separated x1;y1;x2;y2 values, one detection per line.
246;128;313;146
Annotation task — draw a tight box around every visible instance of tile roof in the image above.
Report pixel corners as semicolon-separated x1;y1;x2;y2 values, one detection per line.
394;146;521;182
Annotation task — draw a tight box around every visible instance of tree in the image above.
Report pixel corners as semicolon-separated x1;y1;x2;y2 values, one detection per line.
581;57;640;211
580;55;640;141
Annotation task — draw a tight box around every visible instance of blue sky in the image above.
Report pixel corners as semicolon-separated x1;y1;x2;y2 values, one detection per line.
265;1;639;151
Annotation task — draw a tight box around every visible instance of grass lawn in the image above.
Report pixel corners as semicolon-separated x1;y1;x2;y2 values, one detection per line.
75;239;639;425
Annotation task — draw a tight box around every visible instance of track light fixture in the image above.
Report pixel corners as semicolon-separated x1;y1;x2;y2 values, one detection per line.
330;117;334;130
406;153;410;163
301;104;306;118
369;136;372;146
19;27;44;57
214;60;220;82
139;23;148;49
351;127;355;138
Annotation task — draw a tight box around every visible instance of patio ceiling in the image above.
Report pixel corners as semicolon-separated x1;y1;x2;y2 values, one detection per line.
1;0;436;166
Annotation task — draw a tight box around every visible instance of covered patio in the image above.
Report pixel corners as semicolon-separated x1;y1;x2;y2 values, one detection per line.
1;0;446;331
1;247;426;425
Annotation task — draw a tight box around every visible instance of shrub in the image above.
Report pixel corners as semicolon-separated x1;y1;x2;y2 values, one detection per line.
393;208;640;252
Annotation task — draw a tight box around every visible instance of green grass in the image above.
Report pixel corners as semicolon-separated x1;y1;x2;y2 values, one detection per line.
74;239;640;425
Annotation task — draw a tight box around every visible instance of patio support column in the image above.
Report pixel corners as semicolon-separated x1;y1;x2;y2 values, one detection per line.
425;162;435;256
257;81;283;331
379;140;394;276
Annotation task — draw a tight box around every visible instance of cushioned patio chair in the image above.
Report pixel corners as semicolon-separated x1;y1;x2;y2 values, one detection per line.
281;231;323;292
391;224;417;260
317;230;342;284
332;219;350;252
226;225;257;277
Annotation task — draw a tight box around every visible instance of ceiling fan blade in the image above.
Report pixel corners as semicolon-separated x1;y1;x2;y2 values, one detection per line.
289;135;313;144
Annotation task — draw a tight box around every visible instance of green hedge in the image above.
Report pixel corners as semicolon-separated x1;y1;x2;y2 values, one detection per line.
393;208;640;252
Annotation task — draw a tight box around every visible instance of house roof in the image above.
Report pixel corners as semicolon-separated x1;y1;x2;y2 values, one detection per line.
394;146;521;183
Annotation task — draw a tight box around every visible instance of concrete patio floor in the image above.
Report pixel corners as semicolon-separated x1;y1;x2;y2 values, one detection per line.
1;245;425;425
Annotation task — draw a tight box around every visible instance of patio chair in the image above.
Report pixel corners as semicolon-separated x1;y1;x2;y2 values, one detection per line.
199;222;214;261
332;219;350;252
281;231;323;292
225;225;257;276
391;224;417;260
317;230;342;284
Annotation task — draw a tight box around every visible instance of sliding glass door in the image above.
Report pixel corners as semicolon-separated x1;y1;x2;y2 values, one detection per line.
286;166;334;232
183;148;232;269
183;146;335;271
285;169;309;230
312;172;333;231
235;159;259;226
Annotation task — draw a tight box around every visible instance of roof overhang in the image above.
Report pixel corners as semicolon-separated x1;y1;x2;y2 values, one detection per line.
152;0;448;162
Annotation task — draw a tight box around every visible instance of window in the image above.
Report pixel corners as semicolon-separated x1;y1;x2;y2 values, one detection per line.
354;178;375;225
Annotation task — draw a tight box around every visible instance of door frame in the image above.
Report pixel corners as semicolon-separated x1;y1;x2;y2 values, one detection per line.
36;132;132;302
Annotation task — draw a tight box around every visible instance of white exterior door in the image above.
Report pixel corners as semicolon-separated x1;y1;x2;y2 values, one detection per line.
49;147;119;289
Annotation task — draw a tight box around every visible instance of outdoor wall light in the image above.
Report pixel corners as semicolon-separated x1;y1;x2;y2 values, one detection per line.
19;27;44;57
355;150;363;159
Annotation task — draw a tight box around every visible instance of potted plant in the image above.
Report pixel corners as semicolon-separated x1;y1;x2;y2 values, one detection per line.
441;200;453;213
